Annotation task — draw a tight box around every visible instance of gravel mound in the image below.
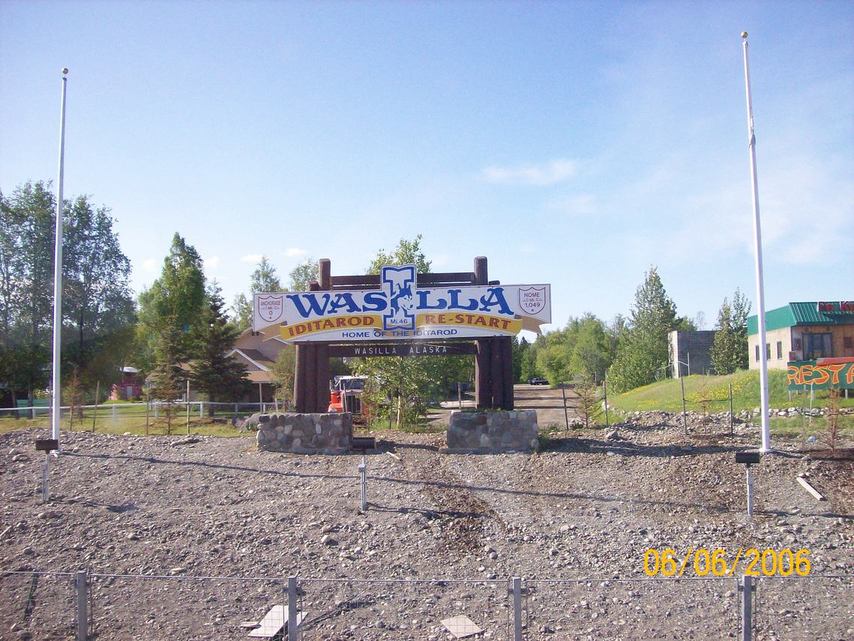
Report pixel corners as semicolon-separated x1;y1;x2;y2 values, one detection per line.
1;423;851;640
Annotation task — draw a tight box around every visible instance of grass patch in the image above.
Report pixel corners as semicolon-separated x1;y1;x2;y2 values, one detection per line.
0;404;252;438
610;370;854;414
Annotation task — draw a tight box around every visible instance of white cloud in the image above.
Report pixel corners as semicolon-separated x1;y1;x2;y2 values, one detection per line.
431;253;450;268
204;255;221;270
547;193;597;217
481;159;578;186
142;258;158;272
285;247;308;258
241;254;263;264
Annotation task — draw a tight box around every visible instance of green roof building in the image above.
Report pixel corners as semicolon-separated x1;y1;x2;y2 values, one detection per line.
747;301;854;369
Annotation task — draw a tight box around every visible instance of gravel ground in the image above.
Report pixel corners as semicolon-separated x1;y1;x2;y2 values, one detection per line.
1;410;852;641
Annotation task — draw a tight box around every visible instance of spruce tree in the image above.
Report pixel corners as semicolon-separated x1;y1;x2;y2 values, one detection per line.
190;285;250;415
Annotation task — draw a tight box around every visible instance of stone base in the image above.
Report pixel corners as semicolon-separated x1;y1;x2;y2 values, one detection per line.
256;413;353;454
446;410;539;453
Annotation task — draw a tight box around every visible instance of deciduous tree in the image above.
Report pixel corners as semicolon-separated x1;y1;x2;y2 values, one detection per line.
288;258;319;291
607;267;680;392
711;288;751;374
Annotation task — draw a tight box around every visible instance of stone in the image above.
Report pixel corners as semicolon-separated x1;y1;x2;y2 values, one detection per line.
447;410;538;452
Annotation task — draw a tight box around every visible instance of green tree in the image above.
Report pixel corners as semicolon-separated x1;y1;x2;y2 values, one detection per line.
0;182;134;404
568;315;611;383
232;256;287;331
512;336;527;382
288;258;319;291
271;344;297;407
607;267;679;392
352;235;460;427
711;288;751;374
148;318;184;434
190;284;250;414
535;314;611;385
519;335;541;382
136;233;207;372
251;256;283;293
62;195;135;383
231;293;252;332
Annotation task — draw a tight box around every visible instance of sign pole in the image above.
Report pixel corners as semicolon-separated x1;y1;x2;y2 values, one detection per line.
741;33;771;453
50;68;69;448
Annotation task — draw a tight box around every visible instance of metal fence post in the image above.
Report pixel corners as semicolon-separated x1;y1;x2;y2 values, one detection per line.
42;454;50;502
603;377;610;428
740;574;753;641
75;569;88;641
746;465;754;517
512;576;523;641
288;575;299;641
560;384;569;431
729;382;734;435
359;459;367;513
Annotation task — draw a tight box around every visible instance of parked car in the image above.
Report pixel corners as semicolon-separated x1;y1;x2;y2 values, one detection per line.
528;377;549;385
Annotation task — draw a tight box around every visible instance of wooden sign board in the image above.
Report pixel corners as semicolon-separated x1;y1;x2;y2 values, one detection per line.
328;342;477;358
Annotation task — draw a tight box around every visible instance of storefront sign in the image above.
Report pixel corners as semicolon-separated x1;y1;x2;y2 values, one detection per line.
817;301;854;313
254;264;551;342
787;358;854;390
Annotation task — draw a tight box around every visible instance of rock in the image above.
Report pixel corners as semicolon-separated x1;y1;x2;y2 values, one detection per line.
321;535;338;546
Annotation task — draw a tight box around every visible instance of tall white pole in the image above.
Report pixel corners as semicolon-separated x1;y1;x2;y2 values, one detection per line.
740;33;771;453
50;68;69;446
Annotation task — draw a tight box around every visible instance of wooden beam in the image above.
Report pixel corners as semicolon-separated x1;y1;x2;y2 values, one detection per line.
490;337;504;409
294;344;307;412
797;475;826;501
501;337;515;410
319;259;331;290
303;343;317;413
476;339;491;409
474;256;488;285
315;343;330;413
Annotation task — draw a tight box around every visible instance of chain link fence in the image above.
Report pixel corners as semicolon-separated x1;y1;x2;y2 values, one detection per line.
2;570;850;640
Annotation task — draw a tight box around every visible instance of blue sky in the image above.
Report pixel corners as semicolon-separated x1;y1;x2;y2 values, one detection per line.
1;1;851;333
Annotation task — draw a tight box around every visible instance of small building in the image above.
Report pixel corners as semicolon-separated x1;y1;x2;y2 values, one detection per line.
110;366;143;400
227;328;289;403
668;330;716;378
747;301;854;370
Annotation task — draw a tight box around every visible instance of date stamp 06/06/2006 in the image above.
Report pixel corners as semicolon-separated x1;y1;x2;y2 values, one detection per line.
643;548;812;578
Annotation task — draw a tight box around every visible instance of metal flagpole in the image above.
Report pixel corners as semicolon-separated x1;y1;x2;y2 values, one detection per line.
50;68;69;447
740;33;771;454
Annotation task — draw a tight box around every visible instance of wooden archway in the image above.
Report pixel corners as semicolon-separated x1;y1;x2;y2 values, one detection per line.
292;257;514;412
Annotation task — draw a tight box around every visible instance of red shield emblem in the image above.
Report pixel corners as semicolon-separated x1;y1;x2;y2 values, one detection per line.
257;295;284;323
519;287;546;315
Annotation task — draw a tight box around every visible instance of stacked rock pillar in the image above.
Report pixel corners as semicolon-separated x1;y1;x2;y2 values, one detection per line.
474;256;514;410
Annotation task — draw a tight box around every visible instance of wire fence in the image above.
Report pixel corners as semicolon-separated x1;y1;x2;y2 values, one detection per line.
1;570;849;640
0;402;279;435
